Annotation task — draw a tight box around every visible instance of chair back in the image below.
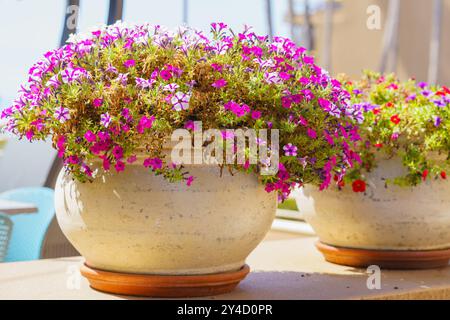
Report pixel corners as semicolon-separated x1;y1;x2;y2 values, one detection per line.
0;188;55;262
0;214;13;262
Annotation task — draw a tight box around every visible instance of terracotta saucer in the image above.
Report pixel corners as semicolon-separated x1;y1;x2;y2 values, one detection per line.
80;263;250;298
316;241;450;269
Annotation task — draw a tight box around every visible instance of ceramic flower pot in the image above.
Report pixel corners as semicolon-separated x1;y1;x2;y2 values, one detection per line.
55;158;277;297
295;157;450;269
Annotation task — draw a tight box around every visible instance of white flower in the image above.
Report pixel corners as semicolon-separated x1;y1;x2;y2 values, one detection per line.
171;92;191;111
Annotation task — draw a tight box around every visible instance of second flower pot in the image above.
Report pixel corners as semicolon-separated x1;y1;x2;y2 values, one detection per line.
296;157;450;269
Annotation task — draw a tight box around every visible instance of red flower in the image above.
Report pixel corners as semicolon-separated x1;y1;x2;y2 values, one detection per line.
373;108;381;115
386;102;394;108
374;143;383;148
443;86;450;95
390;114;401;124
422;169;429;181
352;180;366;193
441;171;447;180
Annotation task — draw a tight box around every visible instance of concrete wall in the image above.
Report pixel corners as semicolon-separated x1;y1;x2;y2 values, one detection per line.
308;0;450;84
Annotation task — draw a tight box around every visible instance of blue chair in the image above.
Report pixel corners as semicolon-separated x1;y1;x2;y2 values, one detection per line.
0;188;55;262
0;214;13;262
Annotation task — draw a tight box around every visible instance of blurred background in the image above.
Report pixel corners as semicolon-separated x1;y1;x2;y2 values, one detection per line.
0;0;448;259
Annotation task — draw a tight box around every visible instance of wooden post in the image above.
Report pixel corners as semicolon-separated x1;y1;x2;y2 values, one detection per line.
182;0;189;24
322;0;334;73
266;0;274;39
379;0;401;74
107;0;124;25
428;0;443;85
304;0;314;51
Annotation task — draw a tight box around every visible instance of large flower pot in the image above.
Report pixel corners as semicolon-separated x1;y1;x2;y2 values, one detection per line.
55;160;277;297
295;157;450;269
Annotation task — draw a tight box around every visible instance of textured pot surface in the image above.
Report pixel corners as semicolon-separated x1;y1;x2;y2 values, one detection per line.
55;164;276;275
296;157;450;250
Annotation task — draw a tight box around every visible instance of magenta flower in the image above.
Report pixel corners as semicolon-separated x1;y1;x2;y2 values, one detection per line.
25;129;34;141
283;143;298;157
279;72;291;81
102;158;111;170
318;98;341;118
251;110;261;120
100;112;111;127
171;92;191;111
93;98;103;108
211;22;228;32
281;96;292;109
223;101;250;117
143;157;163;170
307;128;317;139
54;106;70;123
186;175;194;186
211;63;223;72
115;161;125;172
121;108;133;122
123;59;135;68
160;69;172;81
184;120;197;130
127;155;137;163
391;132;400;140
137;115;155;133
211;79;227;88
112;145;123;159
84;130;96;143
98;131;110;142
61;65;87;83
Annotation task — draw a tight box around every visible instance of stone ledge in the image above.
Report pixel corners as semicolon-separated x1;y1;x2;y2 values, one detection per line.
0;235;449;299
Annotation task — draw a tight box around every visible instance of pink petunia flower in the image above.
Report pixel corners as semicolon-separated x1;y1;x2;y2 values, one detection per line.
283;143;298;157
171;92;191;111
93;98;103;108
54;106;70;123
136;115;155;134
127;155;137;163
160;69;172;81
143;157;163;170
123;59;135;68
112;145;123;159
184;120;197;130
84;130;96;143
162;83;180;93
135;77;155;89
186;175;194;186
251;110;261;120
100;112;111;127
211;79;227;88
115;161;125;172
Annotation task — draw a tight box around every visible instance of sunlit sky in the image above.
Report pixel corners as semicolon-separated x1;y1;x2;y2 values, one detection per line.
0;0;323;109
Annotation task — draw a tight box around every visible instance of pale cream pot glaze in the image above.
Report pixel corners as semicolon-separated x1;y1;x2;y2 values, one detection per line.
296;157;450;250
55;163;277;275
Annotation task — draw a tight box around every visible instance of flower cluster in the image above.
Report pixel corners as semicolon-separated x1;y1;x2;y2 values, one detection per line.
341;71;450;190
1;22;361;200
